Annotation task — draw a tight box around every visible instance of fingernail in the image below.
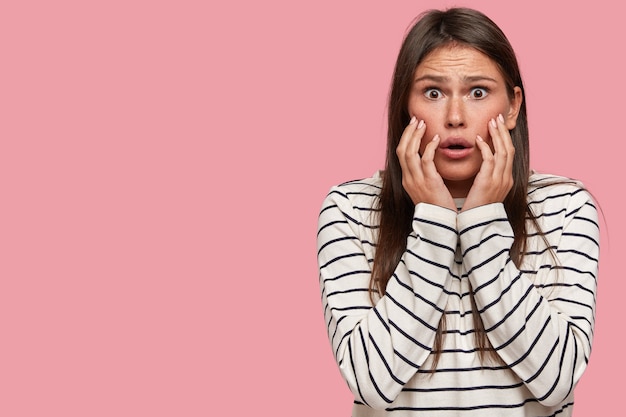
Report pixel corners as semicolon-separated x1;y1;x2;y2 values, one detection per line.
433;134;440;141
498;114;505;123
410;116;417;124
490;119;497;128
477;135;484;142
417;119;425;129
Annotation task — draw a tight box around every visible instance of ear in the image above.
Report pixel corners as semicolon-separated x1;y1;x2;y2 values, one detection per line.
504;86;523;130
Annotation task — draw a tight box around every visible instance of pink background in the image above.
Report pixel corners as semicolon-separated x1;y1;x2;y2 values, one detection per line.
1;0;622;415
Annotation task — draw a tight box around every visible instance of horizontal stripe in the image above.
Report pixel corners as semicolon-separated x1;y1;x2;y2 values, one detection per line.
317;172;599;416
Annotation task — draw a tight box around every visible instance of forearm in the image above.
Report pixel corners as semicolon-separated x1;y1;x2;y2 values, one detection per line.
319;198;458;408
458;200;599;405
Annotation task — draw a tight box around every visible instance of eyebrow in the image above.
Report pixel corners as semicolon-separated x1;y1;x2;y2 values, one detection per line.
414;75;499;84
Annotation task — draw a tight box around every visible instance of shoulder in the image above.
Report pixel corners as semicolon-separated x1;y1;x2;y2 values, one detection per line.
318;172;382;227
527;171;597;217
325;171;383;206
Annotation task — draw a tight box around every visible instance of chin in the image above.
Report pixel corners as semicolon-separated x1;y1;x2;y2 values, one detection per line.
436;165;481;183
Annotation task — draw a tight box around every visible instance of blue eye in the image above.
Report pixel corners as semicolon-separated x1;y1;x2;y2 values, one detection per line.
470;87;488;99
424;88;442;99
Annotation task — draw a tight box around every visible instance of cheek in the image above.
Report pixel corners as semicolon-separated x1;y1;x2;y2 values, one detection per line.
407;106;422;123
407;97;435;123
418;127;436;154
473;115;494;140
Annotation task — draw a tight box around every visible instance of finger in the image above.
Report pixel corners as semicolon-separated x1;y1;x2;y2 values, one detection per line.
406;119;426;173
495;114;514;152
396;116;417;155
495;114;514;176
476;134;494;170
497;113;516;174
488;116;507;177
420;134;439;173
396;116;418;173
488;117;503;155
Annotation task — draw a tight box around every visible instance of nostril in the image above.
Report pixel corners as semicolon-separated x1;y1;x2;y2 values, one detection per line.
447;121;465;127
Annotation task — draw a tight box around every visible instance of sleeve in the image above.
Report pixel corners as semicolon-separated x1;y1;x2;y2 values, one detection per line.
317;186;458;409
457;190;599;406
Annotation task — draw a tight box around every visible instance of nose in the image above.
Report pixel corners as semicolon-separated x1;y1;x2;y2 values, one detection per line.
445;96;465;128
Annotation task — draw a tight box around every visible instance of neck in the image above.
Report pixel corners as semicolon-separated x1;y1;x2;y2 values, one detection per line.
444;178;474;198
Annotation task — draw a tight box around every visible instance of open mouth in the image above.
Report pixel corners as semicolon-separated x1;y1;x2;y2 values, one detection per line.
439;138;473;159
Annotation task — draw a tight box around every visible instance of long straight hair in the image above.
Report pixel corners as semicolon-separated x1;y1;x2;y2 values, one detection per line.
371;8;539;366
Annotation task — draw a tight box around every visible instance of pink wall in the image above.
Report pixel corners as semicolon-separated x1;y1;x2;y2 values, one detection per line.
1;0;621;415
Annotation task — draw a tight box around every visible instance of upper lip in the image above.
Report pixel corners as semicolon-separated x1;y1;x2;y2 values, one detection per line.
439;137;473;149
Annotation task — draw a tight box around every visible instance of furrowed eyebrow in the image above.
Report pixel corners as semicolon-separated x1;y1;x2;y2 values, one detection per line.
414;75;498;84
414;75;448;84
462;75;498;83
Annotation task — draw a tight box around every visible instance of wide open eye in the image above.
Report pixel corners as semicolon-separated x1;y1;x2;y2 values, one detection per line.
424;88;442;99
469;87;488;99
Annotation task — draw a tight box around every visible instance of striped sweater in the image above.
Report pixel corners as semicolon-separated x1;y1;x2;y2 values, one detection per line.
317;171;599;417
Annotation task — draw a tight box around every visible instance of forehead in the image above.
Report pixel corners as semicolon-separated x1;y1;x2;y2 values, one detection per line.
415;45;504;80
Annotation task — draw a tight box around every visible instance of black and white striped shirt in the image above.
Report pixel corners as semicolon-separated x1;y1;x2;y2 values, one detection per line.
317;171;599;416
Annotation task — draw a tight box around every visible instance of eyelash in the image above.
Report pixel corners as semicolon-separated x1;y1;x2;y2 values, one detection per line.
422;87;490;99
469;87;489;99
423;88;442;99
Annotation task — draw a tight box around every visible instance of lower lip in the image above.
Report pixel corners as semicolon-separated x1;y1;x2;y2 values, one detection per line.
439;147;474;159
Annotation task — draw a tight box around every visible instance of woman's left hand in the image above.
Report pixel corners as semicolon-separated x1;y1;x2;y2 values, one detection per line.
462;114;514;211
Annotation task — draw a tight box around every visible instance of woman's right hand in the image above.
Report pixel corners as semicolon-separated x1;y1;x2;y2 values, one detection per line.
396;117;456;210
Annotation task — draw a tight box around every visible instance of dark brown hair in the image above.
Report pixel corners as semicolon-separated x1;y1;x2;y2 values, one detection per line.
371;7;539;367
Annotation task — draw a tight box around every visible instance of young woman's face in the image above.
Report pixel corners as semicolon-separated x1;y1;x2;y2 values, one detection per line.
407;45;522;197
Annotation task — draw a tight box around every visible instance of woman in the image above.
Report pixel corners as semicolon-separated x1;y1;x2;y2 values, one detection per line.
317;7;599;417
